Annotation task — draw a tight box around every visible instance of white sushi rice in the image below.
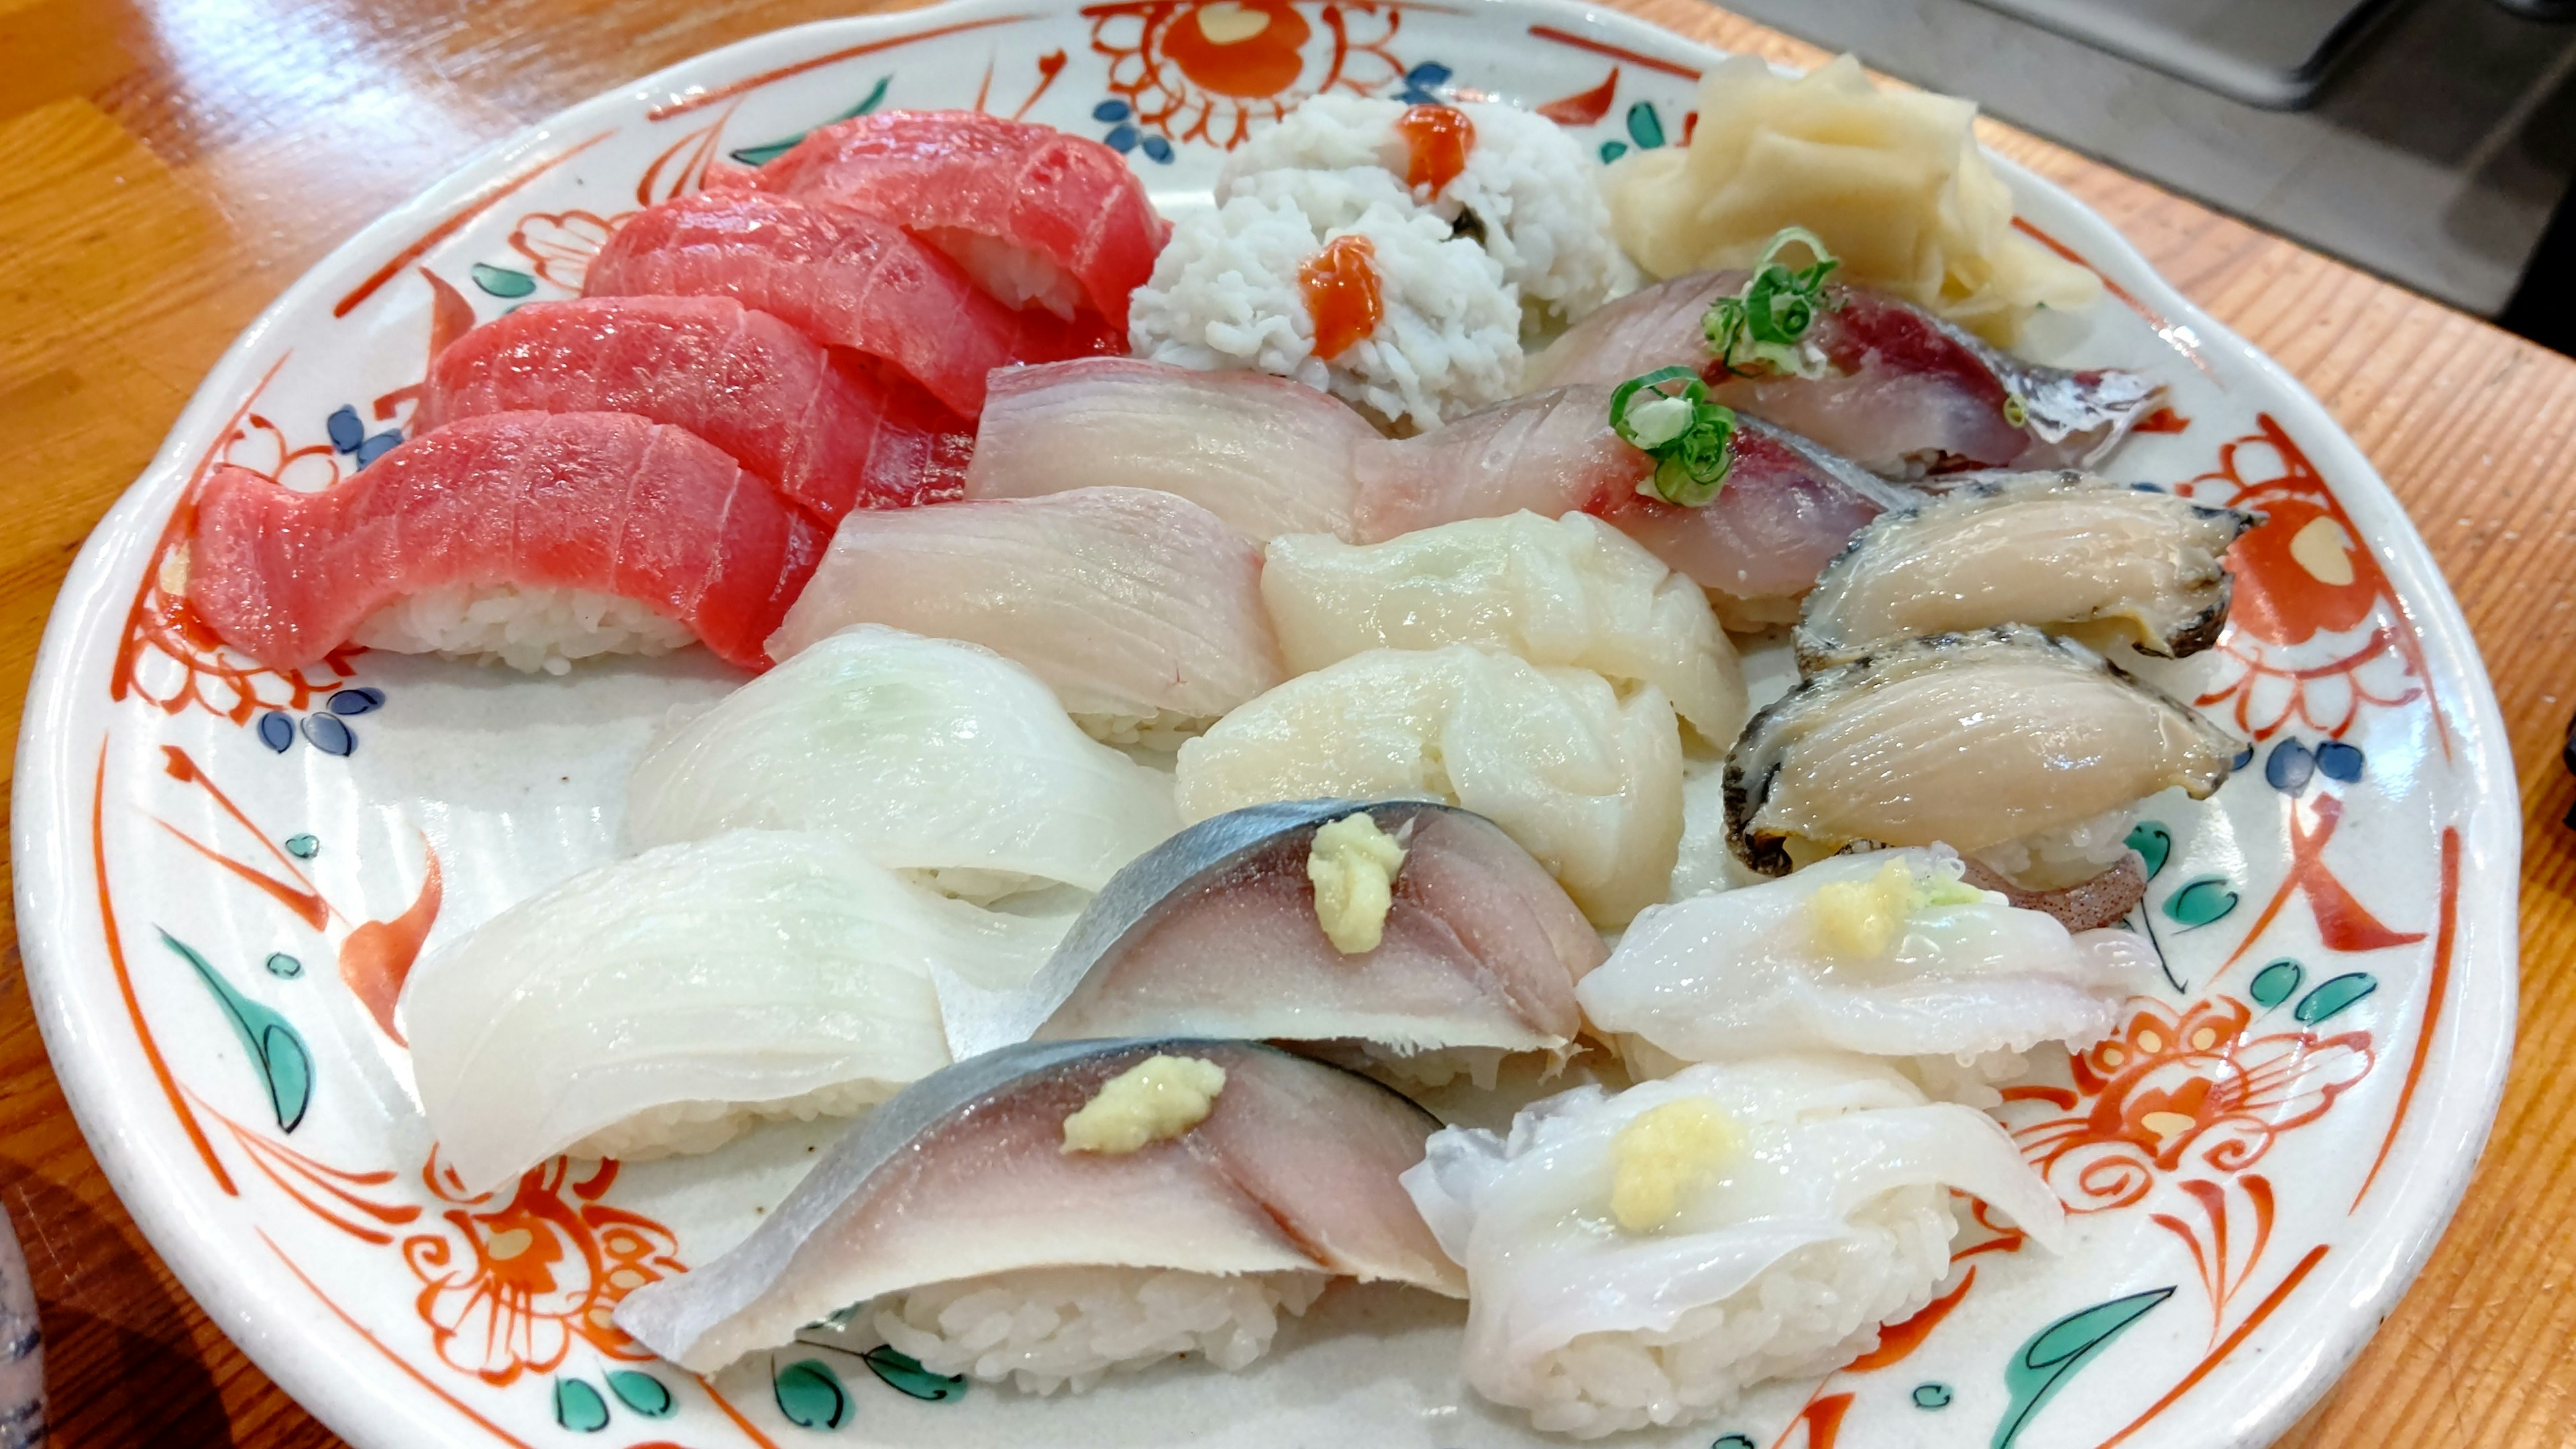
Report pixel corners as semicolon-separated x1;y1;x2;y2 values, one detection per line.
926;227;1085;319
1972;805;2142;890
1218;94;1635;323
1129;183;1521;432
1516;1188;1957;1438
1075;705;1208;753
568;1077;900;1162
872;1267;1329;1395
354;582;696;675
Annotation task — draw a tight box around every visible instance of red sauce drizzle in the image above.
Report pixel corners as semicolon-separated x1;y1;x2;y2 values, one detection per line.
1395;104;1475;197
1300;235;1383;362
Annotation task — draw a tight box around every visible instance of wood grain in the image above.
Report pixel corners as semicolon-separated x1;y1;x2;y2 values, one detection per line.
1;0;2569;1444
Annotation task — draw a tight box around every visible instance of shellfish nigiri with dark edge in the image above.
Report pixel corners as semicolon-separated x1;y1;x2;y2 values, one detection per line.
613;1039;1464;1381
1725;627;2237;917
1796;471;2259;669
938;800;1605;1080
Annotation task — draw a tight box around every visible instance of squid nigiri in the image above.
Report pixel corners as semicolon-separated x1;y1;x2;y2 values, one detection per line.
1530;270;2165;476
402;829;1065;1193
185;411;821;674
612;1038;1464;1383
627;625;1181;900
963;358;1382;542
1401;1055;2067;1438
941;800;1605;1084
1175;644;1682;926
769;488;1285;747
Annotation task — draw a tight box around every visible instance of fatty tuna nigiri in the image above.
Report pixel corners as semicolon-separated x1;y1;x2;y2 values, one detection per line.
584;189;1112;415
752;111;1169;329
186;411;821;673
770;488;1285;746
419;295;965;521
965;358;1381;542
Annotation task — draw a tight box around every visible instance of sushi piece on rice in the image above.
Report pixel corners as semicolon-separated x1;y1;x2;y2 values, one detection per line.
613;1038;1465;1383
1400;1054;2066;1438
1128;176;1521;432
1220;95;1635;323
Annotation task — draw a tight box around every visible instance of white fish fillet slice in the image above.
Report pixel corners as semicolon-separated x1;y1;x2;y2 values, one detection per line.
401;829;1067;1193
963;358;1382;542
628;625;1181;896
1175;643;1682;926
1262;511;1750;743
769;488;1285;741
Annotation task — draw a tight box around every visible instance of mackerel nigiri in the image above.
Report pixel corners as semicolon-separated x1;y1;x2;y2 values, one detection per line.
418;295;964;521
769;488;1285;745
613;1038;1464;1382
752;111;1169;329
941;800;1605;1082
1531;271;2165;476
584;189;1110;416
185;411;821;674
964;358;1382;542
1348;385;1917;628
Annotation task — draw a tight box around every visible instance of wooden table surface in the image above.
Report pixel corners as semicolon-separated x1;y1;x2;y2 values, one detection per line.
0;0;2571;1443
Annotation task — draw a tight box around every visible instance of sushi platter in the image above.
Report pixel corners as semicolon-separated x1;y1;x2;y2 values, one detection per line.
7;1;2519;1447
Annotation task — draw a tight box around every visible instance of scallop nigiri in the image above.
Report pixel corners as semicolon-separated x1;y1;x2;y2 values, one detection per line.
1263;511;1749;743
1578;847;2151;1088
1401;1055;2067;1438
943;800;1605;1084
963;358;1381;542
613;1038;1464;1383
628;625;1181;899
1175;644;1682;926
402;829;1066;1193
769;488;1285;746
185;410;820;674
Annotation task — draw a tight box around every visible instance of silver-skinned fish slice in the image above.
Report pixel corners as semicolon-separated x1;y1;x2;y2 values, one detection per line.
612;1038;1464;1375
1531;272;2165;477
938;800;1606;1071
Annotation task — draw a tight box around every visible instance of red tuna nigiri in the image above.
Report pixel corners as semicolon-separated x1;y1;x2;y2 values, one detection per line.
187;411;823;673
585;190;1113;416
751;111;1169;331
419;296;967;523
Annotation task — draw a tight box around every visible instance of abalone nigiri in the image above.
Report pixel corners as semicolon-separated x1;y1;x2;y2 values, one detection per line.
613;1038;1464;1383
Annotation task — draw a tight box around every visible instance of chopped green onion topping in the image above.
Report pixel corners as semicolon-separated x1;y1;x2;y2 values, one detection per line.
1611;365;1739;507
2002;392;2029;428
1701;226;1841;378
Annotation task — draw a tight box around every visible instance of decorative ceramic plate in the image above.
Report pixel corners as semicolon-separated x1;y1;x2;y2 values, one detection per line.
10;2;2520;1446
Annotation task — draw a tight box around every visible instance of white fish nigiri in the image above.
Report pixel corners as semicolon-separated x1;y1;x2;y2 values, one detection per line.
1578;848;2151;1077
963;358;1381;542
1401;1055;2067;1438
943;800;1605;1083
628;626;1181;900
769;488;1286;746
614;1038;1464;1381
402;830;1067;1193
1262;511;1750;743
1175;644;1682;926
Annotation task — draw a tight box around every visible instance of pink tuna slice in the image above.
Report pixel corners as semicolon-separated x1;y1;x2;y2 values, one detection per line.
584;189;1116;417
1530;272;2165;476
418;296;969;524
750;110;1170;332
1350;385;1917;629
185;411;824;672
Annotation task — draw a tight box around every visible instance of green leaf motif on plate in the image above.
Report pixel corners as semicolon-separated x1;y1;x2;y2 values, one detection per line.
553;1377;609;1432
1711;1436;1756;1449
775;1358;851;1430
2163;875;2239;928
731;77;893;167
1625;101;1664;150
2294;971;2377;1024
1599;140;1630;163
1914;1382;1953;1409
282;833;319;859
861;1345;967;1402
2250;958;2302;1009
468;263;537;299
263;951;303;979
1991;1286;2173;1448
162;931;312;1133
606;1368;674;1417
2125;820;2171;881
